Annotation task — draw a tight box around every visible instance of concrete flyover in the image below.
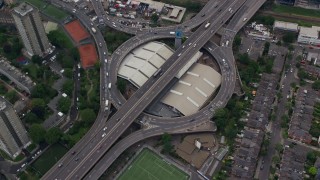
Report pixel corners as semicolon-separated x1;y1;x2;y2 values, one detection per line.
81;0;267;178
107;0;237;108
43;0;225;179
42;1;246;179
42;0;266;179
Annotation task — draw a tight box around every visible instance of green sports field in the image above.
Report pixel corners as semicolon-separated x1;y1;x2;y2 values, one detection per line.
118;149;189;180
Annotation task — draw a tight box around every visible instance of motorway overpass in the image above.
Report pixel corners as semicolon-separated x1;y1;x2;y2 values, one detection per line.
42;0;245;179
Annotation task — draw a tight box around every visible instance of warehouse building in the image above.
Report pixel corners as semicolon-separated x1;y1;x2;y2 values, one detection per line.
273;20;299;32
298;26;320;45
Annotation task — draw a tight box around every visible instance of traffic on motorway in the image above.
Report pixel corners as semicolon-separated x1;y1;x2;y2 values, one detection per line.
42;0;265;179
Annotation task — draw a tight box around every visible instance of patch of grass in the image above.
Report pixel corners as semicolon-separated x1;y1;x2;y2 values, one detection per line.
18;171;40;180
118;148;189;180
13;153;25;162
31;143;68;176
273;16;317;27
23;0;46;8
26;143;37;152
43;5;69;21
273;4;320;18
0;149;12;160
22;0;69;21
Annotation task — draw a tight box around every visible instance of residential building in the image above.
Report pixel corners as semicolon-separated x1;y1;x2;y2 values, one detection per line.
279;145;307;179
12;2;50;57
0;96;30;158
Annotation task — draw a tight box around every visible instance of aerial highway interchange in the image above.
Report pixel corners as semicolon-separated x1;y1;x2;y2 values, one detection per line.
42;0;266;179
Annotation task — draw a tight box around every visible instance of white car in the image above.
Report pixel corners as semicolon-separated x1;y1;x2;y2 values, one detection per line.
102;132;107;138
103;127;107;131
103;52;106;55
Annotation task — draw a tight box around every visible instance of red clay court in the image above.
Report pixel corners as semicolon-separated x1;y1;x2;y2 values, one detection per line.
78;44;98;69
64;20;90;43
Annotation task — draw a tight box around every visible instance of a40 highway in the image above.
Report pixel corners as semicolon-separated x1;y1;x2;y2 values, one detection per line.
42;0;265;179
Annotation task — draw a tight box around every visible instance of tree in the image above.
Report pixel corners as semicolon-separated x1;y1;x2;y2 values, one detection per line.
238;53;251;65
45;127;62;144
282;32;296;44
63;68;73;79
31;83;57;100
161;133;173;154
253;15;275;26
151;13;159;24
48;30;68;48
61;55;74;69
288;44;294;51
2;43;11;54
298;69;308;79
80;109;96;125
31;98;46;119
4;90;18;104
29;124;46;144
214;108;229;131
308;166;317;176
117;78;126;94
225;120;238;139
161;133;172;144
262;42;270;56
272;155;280;164
307;151;317;164
275;143;283;153
62;79;74;96
233;35;242;51
57;97;71;114
0;83;7;95
31;55;43;65
312;80;320;90
290;82;297;89
70;47;80;61
25;112;42;124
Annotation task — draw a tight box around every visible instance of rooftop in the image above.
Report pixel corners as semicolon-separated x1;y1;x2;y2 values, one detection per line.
273;20;298;31
13;2;33;17
118;41;172;87
299;26;320;39
161;63;221;116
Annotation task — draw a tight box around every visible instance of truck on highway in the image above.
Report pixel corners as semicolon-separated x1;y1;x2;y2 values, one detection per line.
91;27;96;33
153;68;162;77
105;100;109;110
91;16;97;22
205;22;211;28
108;83;111;89
169;31;175;35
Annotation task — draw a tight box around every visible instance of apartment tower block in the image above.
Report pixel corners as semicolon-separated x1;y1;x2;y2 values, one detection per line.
12;2;50;57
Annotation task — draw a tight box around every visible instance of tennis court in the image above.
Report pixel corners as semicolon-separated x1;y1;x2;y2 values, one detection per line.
118;149;189;180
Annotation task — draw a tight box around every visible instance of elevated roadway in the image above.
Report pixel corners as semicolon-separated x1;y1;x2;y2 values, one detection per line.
82;1;267;178
42;0;246;179
83;41;236;179
91;0;225;35
43;0;226;179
